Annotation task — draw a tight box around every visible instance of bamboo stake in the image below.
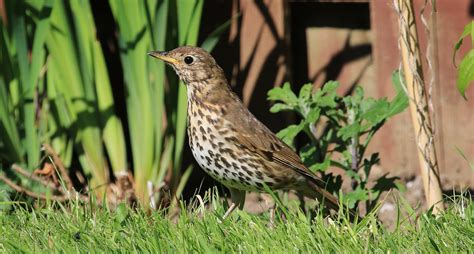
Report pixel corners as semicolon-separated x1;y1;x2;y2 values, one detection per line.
394;0;444;214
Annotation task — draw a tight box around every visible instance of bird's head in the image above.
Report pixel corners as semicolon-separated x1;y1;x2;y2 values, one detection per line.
148;46;225;86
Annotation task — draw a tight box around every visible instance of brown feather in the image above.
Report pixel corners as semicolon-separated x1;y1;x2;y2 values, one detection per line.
222;93;329;188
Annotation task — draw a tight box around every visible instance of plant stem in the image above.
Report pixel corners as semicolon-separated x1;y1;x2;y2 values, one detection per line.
395;0;443;214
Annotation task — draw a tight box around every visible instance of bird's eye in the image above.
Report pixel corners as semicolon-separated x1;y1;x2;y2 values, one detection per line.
184;56;194;65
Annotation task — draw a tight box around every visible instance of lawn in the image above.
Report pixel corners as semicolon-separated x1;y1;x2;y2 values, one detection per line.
0;193;472;253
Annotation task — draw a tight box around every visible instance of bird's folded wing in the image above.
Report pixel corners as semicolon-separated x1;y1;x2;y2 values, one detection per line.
234;123;342;211
230;114;327;187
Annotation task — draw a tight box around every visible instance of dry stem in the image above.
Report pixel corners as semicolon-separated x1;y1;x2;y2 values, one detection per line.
394;0;444;214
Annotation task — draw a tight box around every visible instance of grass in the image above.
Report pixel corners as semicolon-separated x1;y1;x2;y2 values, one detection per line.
0;192;472;253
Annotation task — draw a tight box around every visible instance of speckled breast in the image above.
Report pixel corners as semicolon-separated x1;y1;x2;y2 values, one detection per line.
186;101;269;192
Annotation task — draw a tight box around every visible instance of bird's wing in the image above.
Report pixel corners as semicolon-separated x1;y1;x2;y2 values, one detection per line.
232;114;346;211
225;103;327;187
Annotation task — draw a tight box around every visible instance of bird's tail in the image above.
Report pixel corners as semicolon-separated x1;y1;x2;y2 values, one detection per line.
303;180;359;221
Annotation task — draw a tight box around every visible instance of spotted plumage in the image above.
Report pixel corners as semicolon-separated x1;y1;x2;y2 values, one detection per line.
148;46;350;220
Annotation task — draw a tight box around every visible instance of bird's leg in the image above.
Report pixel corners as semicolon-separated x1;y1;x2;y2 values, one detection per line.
297;192;306;213
261;193;277;228
222;188;246;220
268;202;276;228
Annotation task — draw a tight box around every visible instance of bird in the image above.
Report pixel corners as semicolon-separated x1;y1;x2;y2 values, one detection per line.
148;46;350;221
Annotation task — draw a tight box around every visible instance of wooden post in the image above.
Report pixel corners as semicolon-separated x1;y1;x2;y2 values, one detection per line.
394;0;444;214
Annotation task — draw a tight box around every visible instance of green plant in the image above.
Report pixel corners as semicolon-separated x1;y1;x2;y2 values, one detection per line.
452;21;474;186
453;20;474;99
109;0;230;207
267;72;408;210
0;0;52;168
0;0;231;208
47;0;127;195
0;0;126;198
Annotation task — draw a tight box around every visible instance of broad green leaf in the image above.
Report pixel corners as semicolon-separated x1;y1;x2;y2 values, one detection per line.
337;123;360;141
314;81;338;107
457;49;474;99
453;20;473;66
453;21;474;98
359;74;408;127
322;81;339;91
298;84;313;101
267;82;298;105
386;71;409;117
351;86;364;104
344;186;370;208
269;103;294;113
308;158;331;172
305;107;321;123
345;170;361;181
361;99;389;125
299;144;317;166
276;122;304;146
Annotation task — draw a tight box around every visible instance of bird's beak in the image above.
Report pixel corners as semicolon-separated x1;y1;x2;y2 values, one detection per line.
147;51;178;65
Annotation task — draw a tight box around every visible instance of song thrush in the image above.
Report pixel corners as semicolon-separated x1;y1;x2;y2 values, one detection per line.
148;46;346;220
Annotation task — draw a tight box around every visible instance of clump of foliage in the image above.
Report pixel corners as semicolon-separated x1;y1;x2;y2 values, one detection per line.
267;72;408;210
453;20;474;99
0;0;230;209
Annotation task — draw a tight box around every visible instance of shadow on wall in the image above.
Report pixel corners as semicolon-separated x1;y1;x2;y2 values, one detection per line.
309;32;372;97
470;0;474;16
290;2;372;94
200;0;289;130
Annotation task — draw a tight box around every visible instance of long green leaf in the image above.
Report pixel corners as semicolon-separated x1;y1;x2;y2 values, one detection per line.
457;50;474;99
93;40;127;173
110;0;156;203
149;0;169;182
0;21;22;163
12;1;34;168
172;0;203;188
47;0;109;192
